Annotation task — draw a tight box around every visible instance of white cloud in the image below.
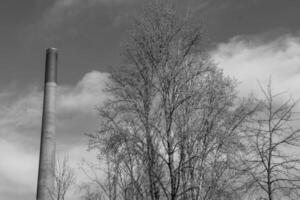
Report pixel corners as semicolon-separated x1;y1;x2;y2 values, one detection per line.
211;33;300;99
0;139;38;198
0;71;109;200
0;71;109;142
0;139;99;200
58;71;109;113
0;86;42;142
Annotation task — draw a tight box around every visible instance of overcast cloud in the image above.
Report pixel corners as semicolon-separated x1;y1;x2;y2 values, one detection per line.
0;71;108;200
213;32;300;100
1;0;300;199
1;31;300;199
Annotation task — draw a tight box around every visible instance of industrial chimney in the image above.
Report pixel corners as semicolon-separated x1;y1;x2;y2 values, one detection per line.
36;48;58;200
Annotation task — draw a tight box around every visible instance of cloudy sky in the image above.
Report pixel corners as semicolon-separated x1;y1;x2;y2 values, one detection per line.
1;0;300;199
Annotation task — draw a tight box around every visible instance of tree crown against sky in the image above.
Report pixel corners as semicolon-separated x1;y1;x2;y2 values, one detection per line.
86;1;267;200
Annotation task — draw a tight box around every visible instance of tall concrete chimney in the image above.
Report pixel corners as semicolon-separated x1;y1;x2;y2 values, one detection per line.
36;48;58;200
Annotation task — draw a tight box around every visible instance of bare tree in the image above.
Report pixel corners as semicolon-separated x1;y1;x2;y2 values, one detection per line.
88;1;255;200
79;184;104;200
52;156;76;200
79;154;128;200
242;82;300;200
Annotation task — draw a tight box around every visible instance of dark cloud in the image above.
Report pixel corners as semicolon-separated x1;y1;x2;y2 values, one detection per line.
1;0;300;89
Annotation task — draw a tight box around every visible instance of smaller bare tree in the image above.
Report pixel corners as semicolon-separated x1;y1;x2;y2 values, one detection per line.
79;183;104;200
52;156;76;200
79;153;125;200
242;82;300;200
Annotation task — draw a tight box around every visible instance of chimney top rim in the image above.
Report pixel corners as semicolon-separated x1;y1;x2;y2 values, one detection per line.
46;47;58;53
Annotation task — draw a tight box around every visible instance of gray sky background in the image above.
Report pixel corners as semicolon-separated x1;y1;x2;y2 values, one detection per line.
1;0;300;199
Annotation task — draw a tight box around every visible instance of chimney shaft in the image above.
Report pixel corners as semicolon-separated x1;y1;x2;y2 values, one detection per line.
36;48;58;200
